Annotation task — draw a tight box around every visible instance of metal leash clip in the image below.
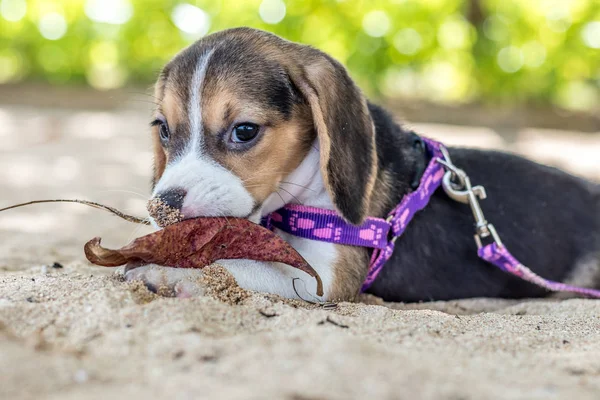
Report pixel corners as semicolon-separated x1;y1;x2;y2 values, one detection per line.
436;147;503;249
385;213;399;244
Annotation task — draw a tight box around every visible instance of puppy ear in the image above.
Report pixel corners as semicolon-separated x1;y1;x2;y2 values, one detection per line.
288;51;377;225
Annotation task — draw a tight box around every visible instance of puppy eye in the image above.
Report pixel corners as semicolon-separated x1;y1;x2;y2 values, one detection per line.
231;123;260;143
159;123;170;142
151;118;170;144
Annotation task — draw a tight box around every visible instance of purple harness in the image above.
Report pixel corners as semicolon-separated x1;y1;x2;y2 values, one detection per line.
263;138;600;298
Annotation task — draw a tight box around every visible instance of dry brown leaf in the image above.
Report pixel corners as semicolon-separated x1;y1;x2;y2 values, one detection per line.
85;217;323;296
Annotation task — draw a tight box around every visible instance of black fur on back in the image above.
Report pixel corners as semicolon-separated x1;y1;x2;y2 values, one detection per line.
365;103;600;302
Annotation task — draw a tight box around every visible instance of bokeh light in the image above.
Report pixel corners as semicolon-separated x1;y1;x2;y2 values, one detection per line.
437;16;472;50
0;49;23;83
522;41;546;69
362;10;391;38
171;3;211;37
497;46;524;73
0;0;26;22
38;12;68;40
581;21;600;49
85;0;133;25
393;28;422;55
259;0;286;24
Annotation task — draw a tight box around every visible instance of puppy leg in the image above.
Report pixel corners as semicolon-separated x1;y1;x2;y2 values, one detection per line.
124;260;324;301
217;259;323;301
124;265;206;298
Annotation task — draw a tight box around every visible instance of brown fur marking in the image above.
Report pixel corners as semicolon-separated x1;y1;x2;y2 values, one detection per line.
200;84;314;203
329;246;371;301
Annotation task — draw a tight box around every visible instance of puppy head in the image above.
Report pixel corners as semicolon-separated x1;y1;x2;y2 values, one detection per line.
149;28;377;227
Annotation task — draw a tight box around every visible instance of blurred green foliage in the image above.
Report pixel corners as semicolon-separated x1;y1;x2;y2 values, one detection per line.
0;0;599;111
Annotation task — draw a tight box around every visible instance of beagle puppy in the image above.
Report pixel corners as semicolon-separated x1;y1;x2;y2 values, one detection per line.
125;27;600;302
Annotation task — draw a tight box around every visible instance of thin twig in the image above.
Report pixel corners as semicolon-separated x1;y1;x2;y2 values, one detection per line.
318;316;349;329
0;199;150;225
258;310;278;318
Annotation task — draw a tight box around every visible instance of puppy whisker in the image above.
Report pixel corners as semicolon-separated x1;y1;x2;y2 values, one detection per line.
241;170;294;184
277;187;302;205
126;91;162;101
274;191;286;208
215;210;233;228
126;218;153;243
99;189;149;200
128;99;161;107
242;182;268;188
280;181;316;192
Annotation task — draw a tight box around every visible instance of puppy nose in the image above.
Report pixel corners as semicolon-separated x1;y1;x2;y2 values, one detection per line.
156;188;187;210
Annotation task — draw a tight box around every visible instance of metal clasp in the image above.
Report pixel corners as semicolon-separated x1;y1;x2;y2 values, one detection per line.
385;214;399;244
436;147;503;249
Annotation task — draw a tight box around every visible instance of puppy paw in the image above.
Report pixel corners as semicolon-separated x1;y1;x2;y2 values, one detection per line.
124;265;205;298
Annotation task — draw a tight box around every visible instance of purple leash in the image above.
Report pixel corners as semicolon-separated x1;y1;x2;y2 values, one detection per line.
478;243;600;298
263;138;600;299
435;143;600;299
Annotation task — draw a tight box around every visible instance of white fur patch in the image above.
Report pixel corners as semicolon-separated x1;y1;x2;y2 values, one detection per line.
229;140;337;300
151;152;255;222
188;48;214;152
261;141;326;214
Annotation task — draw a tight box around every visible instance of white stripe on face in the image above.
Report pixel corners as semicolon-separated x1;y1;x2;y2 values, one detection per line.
188;48;215;153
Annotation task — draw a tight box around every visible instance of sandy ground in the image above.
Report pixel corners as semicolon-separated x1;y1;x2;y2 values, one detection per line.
1;99;600;400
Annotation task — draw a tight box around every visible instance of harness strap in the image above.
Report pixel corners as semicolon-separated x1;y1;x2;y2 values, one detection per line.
263;204;391;250
361;138;445;291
